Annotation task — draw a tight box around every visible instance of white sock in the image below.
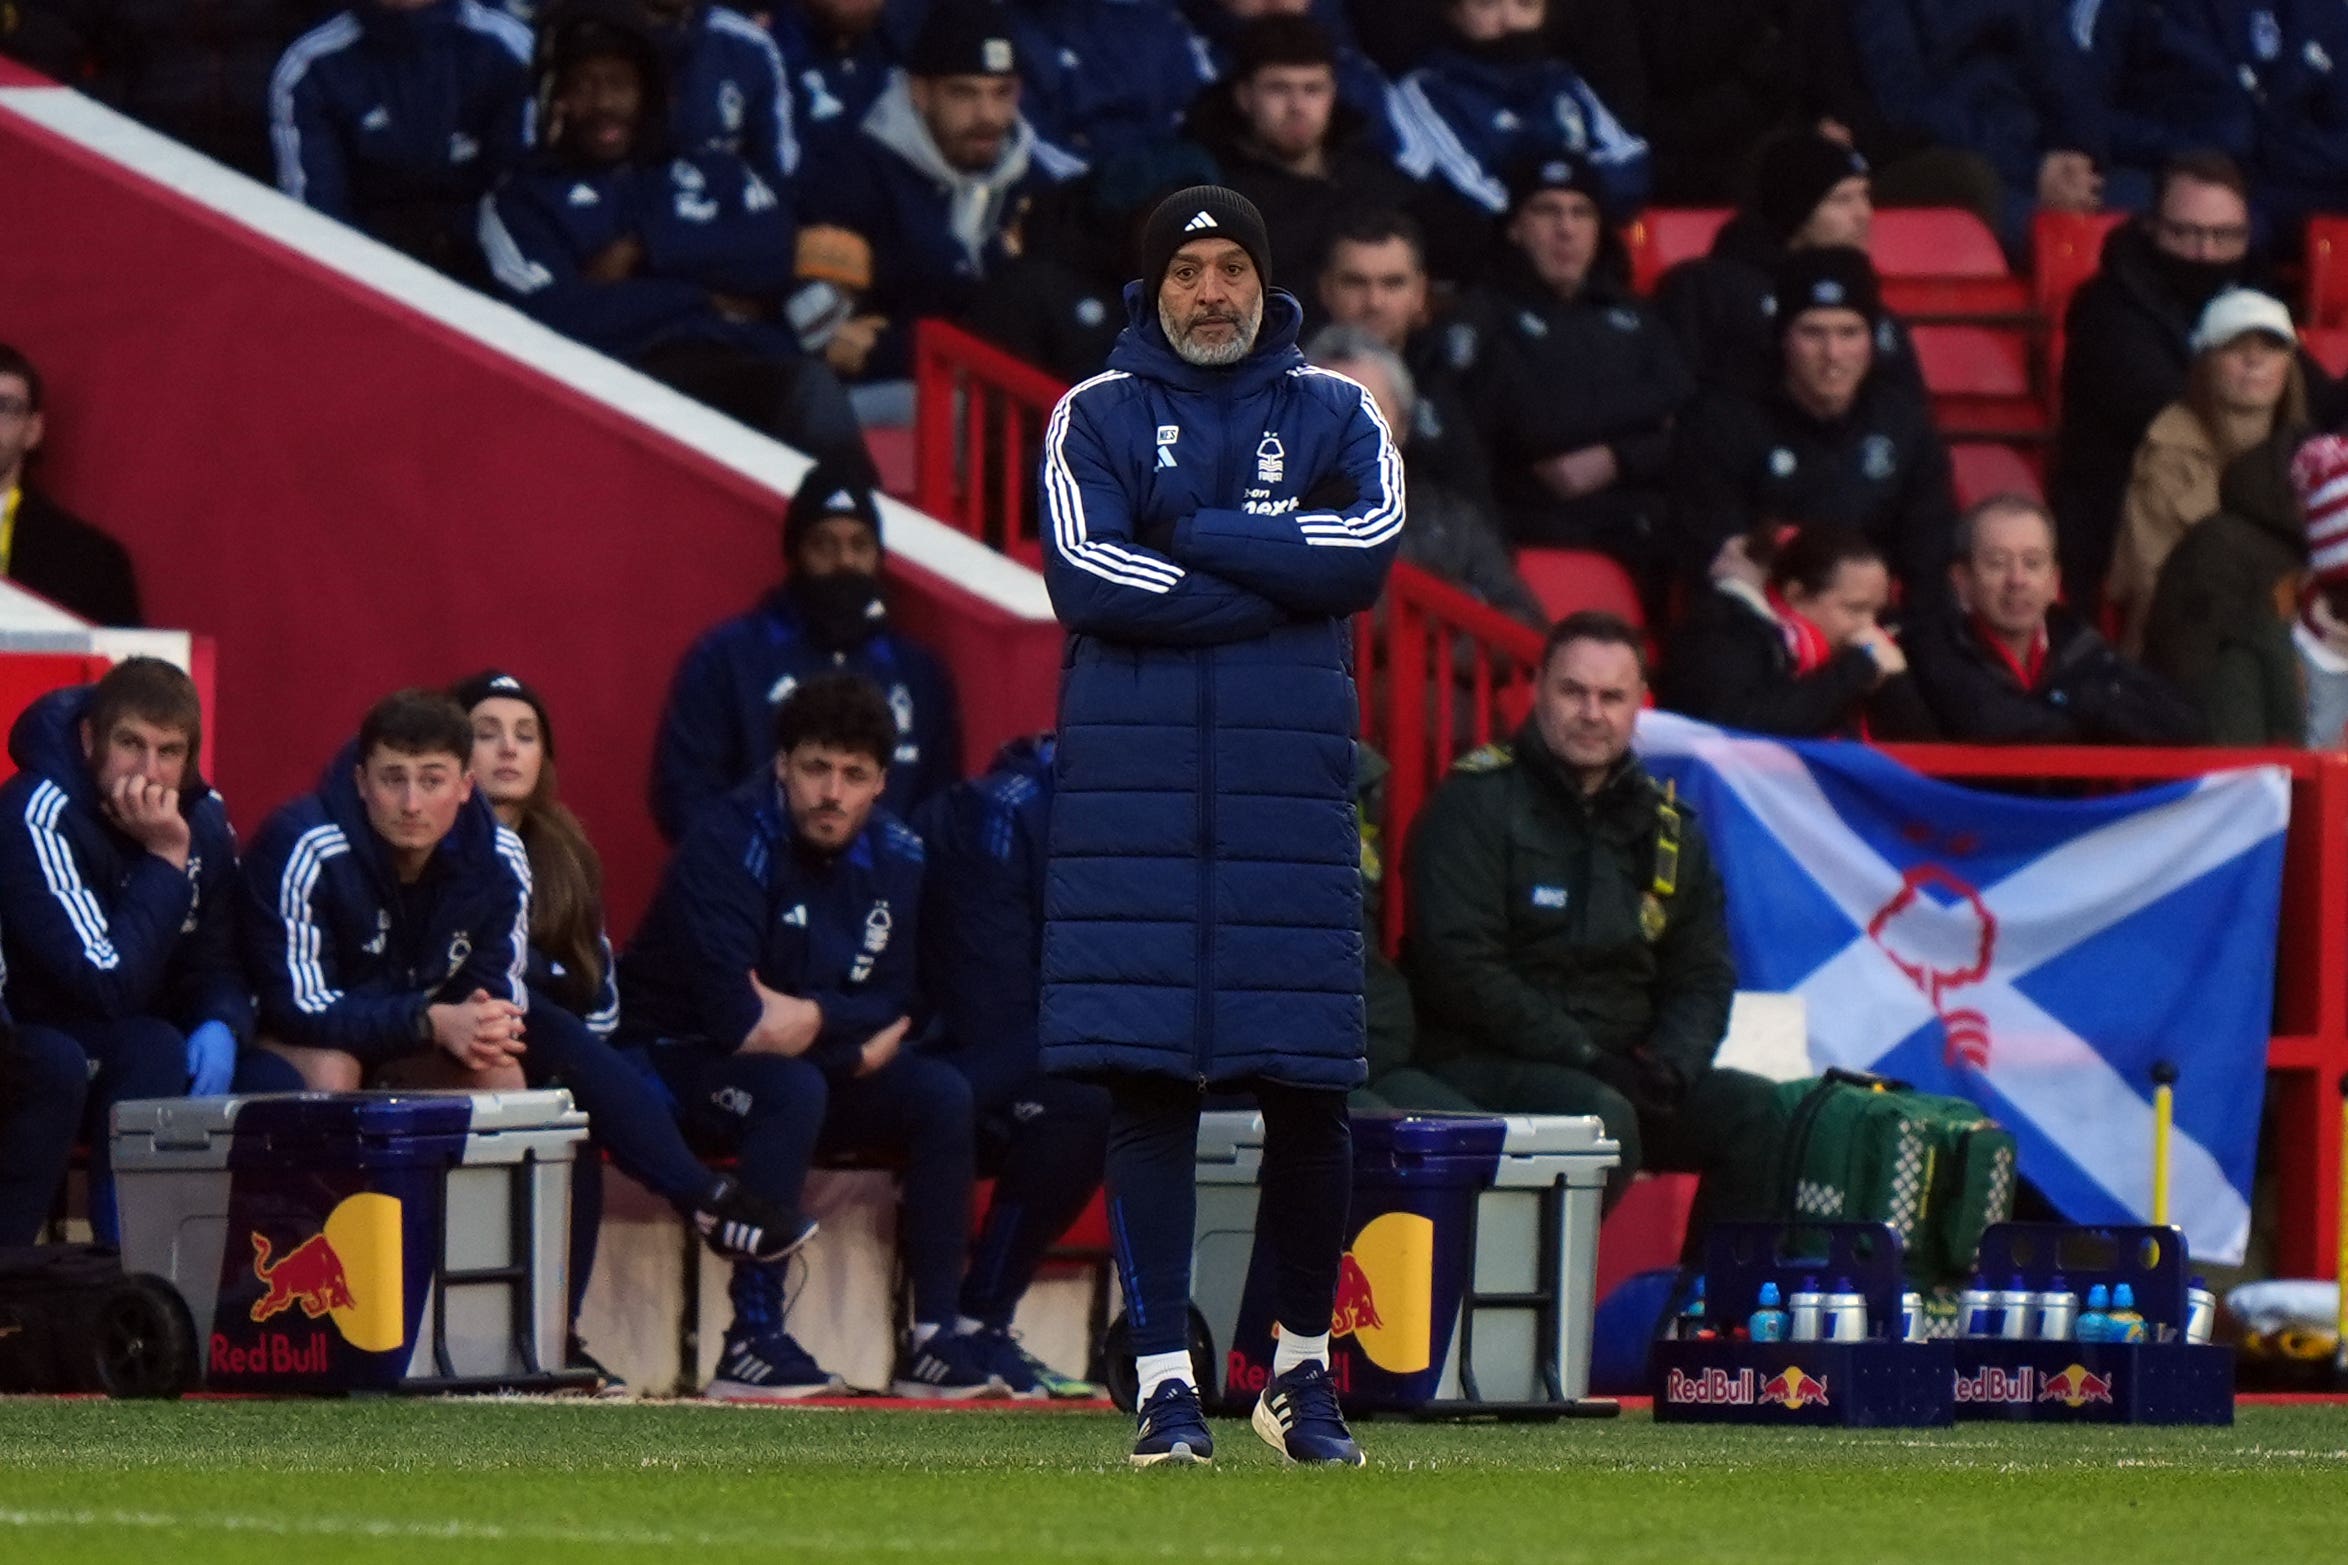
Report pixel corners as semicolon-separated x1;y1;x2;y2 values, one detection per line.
911;1321;942;1348
1273;1329;1330;1377
1136;1349;1194;1401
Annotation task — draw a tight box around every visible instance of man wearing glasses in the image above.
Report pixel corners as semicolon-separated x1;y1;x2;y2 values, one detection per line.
2051;151;2338;617
0;344;140;626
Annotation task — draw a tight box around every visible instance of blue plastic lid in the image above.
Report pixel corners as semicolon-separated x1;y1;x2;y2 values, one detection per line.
2085;1284;2110;1307
1757;1281;1782;1306
2113;1283;2136;1308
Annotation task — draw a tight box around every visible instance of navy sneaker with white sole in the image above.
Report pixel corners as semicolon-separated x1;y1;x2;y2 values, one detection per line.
1252;1361;1365;1466
1130;1380;1214;1467
890;1328;1001;1398
705;1329;844;1400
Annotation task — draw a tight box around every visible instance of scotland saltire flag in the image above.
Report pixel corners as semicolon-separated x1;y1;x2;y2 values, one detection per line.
1635;711;2289;1264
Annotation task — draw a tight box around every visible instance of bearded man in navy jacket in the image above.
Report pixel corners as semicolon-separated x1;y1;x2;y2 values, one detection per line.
1040;184;1401;1467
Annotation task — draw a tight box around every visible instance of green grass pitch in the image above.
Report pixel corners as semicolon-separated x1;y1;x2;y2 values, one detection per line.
2;1399;2345;1564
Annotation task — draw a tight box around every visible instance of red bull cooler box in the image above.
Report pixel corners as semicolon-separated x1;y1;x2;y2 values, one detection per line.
111;1091;594;1394
1191;1110;1620;1418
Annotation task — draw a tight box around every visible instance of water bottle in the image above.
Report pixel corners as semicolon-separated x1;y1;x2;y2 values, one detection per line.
1749;1281;1789;1343
2033;1276;2079;1342
2185;1277;2217;1345
2078;1283;2112;1343
1788;1276;1826;1342
1673;1276;1709;1341
1824;1276;1870;1342
1899;1290;1928;1343
2106;1283;2148;1344
1995;1275;2035;1340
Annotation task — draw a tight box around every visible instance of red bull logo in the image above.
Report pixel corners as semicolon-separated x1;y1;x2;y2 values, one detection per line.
249;1232;354;1323
1867;863;1998;1070
2037;1363;2116;1408
1954;1364;2036;1404
1758;1367;1832;1410
1331;1253;1385;1338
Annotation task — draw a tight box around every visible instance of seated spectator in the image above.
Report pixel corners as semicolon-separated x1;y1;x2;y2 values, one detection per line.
651;460;960;841
770;0;900;135
477;6;865;462
1305;323;1541;629
1403;611;1782;1238
963;142;1221;385
267;0;533;278
2141;436;2307;746
2109;288;2307;652
0;660;256;1244
2197;0;2348;235
1654;131;1926;402
620;673;1006;1398
77;1;319;178
632;0;798;186
1670;247;1956;603
2052;153;2268;614
1188;0;1405;160
1006;0;1215;163
797;2;1086;399
912;733;1112;1398
1908;495;2202;743
1664;524;1937;739
2293;436;2348;748
1181;16;1422;297
2073;0;2252;207
0;1005;90;1244
1455;154;1690;593
0;345;141;627
1844;0;2107;248
1315;210;1492;505
455;669;802;1388
1393;0;1650;220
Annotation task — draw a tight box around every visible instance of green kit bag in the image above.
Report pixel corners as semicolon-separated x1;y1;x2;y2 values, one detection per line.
1773;1068;2019;1288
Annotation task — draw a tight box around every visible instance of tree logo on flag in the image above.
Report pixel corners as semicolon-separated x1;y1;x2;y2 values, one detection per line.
1866;864;1998;1069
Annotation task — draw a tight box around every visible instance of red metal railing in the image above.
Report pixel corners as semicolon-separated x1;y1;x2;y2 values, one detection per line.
913;320;2347;1281
912;319;1069;568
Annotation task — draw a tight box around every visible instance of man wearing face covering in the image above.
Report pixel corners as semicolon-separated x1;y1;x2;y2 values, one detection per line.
649;459;963;842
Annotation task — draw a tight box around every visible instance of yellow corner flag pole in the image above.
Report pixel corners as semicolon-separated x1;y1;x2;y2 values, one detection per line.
2150;1061;2177;1229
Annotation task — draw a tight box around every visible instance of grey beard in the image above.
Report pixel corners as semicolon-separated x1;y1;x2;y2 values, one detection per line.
1161;296;1263;367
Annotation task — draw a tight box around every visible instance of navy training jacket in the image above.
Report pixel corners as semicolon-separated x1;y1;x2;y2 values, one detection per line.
913;733;1053;1105
617;774;925;1081
238;742;529;1064
0;687;250;1039
1393;46;1650;218
648;586;963;843
1846;0;2108;187
1037;283;1403;1089
650;2;798;187
267;2;533;248
1004;0;1218;163
478;147;800;361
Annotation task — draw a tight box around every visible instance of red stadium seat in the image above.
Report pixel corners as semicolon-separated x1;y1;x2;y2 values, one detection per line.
866;424;917;497
2306;217;2348;328
1912;323;2047;439
1515;547;1644;626
1626;207;1732;295
1950;442;2046;509
2302;326;2348;379
2033;209;2126;400
1872;208;2028;320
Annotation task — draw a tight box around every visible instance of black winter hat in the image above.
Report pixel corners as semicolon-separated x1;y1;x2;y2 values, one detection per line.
906;1;1019;77
785;459;885;557
1505;149;1607;217
1753;132;1870;244
1137;184;1273;292
1773;245;1883;334
449;670;556;761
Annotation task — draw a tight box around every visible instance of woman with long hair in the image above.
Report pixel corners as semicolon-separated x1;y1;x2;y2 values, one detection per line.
1664;522;1938;739
2109;288;2309;651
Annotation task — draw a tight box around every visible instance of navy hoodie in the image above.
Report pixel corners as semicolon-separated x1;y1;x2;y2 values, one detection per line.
238;742;528;1064
0;687;250;1039
618;772;925;1081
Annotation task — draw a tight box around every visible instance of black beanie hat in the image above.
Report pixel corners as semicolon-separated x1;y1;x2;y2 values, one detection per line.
1773;245;1884;335
906;1;1018;78
785;458;884;558
1753;132;1870;245
1137;184;1273;293
449;670;555;761
1505;148;1607;217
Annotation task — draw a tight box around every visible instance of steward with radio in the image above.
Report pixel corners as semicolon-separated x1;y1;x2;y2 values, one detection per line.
1404;611;1782;1246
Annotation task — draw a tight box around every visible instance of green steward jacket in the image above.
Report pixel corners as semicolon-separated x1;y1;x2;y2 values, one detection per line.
1403;721;1736;1079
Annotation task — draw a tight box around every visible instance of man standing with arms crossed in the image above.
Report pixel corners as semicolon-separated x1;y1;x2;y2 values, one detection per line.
1039;183;1403;1467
